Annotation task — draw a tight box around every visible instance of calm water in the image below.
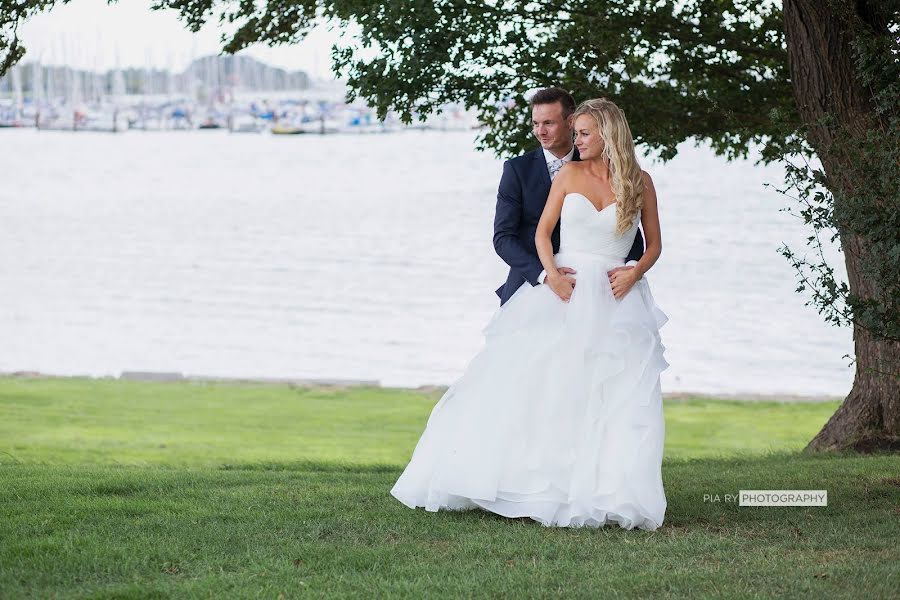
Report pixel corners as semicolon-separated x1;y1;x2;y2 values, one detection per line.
0;129;853;396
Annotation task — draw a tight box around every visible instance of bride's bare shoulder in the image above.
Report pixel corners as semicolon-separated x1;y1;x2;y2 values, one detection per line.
554;161;581;181
557;161;585;179
640;171;658;211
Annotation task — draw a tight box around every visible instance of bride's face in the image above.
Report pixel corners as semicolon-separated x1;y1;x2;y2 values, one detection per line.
574;114;605;160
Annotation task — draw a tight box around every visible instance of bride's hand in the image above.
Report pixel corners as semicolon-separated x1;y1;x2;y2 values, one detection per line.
548;271;576;302
609;267;639;299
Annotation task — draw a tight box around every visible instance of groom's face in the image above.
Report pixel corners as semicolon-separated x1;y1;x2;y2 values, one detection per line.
532;102;573;154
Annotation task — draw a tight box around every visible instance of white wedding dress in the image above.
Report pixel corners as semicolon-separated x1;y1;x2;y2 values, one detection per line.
391;193;669;531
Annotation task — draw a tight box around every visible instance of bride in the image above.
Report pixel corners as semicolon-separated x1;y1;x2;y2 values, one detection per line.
390;98;668;531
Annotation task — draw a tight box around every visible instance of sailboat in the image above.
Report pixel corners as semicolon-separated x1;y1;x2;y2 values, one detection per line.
21;60;44;127
196;55;225;129
0;65;25;127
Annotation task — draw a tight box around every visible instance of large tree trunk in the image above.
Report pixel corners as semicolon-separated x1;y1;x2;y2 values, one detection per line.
783;0;900;452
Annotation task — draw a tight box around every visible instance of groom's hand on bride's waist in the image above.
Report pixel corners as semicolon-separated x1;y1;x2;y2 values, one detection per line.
547;268;577;302
607;265;636;281
540;266;577;284
608;266;640;299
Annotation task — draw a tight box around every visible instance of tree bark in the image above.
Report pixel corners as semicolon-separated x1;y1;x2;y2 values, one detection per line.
783;0;900;452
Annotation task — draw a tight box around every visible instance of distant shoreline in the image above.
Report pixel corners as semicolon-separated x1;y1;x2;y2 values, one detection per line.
0;370;843;403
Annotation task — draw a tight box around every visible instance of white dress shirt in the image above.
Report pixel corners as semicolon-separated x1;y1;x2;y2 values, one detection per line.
543;146;575;167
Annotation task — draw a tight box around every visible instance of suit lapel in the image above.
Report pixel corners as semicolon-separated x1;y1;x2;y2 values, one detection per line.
534;148;552;197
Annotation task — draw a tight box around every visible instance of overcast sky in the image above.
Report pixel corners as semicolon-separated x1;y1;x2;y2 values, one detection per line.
17;0;342;77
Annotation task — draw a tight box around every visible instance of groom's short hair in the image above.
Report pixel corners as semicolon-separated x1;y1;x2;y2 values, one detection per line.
530;87;576;117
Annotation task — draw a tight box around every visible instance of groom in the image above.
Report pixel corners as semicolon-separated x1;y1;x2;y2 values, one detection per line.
492;87;645;305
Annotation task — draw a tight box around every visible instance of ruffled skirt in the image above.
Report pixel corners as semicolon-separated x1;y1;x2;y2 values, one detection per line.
391;251;669;530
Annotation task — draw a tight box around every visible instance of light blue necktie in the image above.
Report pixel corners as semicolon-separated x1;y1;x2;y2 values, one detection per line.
548;158;566;181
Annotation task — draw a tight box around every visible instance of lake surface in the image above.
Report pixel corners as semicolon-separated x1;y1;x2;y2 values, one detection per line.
0;128;853;396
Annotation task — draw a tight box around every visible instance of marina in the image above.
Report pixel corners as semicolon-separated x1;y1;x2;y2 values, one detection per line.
0;56;477;134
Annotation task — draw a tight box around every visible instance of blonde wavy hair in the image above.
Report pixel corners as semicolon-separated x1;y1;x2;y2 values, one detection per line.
572;98;644;235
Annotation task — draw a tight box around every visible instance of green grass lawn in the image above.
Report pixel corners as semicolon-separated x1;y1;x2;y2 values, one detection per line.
1;376;898;599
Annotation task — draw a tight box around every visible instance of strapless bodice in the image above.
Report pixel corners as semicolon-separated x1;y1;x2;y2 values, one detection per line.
559;193;639;259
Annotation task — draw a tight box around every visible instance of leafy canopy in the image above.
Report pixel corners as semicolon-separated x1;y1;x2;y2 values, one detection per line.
153;0;796;160
1;1;795;159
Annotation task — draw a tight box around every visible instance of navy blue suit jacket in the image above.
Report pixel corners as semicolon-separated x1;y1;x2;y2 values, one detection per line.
492;147;645;305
